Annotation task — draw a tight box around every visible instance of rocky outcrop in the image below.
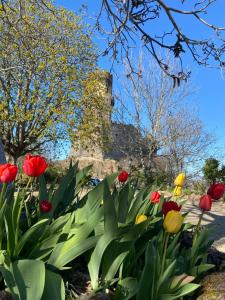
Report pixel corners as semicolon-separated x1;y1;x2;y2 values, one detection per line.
197;272;225;299
76;157;118;178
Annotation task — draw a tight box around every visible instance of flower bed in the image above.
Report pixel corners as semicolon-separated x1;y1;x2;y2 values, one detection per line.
0;158;223;299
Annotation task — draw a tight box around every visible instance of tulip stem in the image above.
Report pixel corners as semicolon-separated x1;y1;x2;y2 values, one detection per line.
25;177;33;192
23;177;33;227
157;232;170;297
0;183;7;207
14;197;25;254
24;201;31;227
0;183;7;249
161;232;169;277
193;210;204;245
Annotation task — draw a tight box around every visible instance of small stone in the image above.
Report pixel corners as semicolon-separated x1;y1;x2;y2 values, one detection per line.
76;293;113;300
0;291;13;300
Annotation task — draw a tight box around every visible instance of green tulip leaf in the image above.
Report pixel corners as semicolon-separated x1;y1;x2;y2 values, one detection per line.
42;270;65;300
114;277;138;300
88;233;116;290
6;259;46;300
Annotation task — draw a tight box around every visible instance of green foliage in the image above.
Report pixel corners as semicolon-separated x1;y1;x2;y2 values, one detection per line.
44;164;65;184
192;180;207;195
74;70;113;152
129;165;172;189
219;165;225;182
0;254;65;300
202;157;225;187
203;158;220;183
0;162;214;299
135;239;200;300
182;188;192;196
178;228;214;278
0;0;97;160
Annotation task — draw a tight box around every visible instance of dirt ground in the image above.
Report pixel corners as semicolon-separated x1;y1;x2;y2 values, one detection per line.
182;195;225;253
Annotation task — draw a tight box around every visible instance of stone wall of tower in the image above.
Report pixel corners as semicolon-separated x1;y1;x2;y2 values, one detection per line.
71;71;114;160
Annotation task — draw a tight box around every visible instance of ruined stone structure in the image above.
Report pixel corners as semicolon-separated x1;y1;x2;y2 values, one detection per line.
75;71;114;160
106;123;149;161
70;71;152;177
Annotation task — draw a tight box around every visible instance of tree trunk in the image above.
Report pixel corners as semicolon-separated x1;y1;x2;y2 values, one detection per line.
0;139;6;164
0;139;6;190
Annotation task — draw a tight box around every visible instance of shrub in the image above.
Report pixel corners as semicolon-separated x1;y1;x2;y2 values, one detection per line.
192;180;208;195
203;158;220;183
129;165;171;189
44;163;66;184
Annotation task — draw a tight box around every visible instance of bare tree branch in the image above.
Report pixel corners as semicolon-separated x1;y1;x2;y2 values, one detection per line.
97;0;225;83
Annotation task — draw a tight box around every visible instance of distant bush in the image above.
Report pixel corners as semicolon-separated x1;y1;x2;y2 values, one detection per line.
17;173;30;187
192;180;207;195
183;188;193;196
44;163;66;184
203;158;220;183
202;157;225;184
129;164;172;189
17;162;66;187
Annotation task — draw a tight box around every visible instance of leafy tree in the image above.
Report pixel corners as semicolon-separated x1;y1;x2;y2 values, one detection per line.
202;158;220;183
219;165;225;182
0;0;96;162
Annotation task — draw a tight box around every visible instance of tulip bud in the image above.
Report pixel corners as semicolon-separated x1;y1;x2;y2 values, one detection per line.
118;171;129;183
150;191;161;204
135;214;147;224
23;154;48;177
199;195;212;211
173;186;182;197
39;200;52;213
163;210;183;234
174;173;186;187
0;163;18;183
162;201;181;216
207;183;225;200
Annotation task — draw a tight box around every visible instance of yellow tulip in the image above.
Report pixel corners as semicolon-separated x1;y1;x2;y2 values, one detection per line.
135;214;147;224
163;210;183;234
174;173;186;187
173;186;182;197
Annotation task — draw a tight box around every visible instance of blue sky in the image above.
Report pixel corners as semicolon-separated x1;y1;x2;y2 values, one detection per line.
56;0;225;159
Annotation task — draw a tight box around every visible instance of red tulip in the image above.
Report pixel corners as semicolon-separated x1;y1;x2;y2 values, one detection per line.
118;171;129;183
150;191;161;204
199;195;212;211
162;201;181;216
0;163;18;183
39;200;52;213
23;154;48;177
207;183;225;200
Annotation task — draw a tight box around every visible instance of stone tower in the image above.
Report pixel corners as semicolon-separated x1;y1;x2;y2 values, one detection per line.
73;71;114;160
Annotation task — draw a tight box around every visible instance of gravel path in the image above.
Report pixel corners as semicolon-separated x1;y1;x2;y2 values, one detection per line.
183;197;225;252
